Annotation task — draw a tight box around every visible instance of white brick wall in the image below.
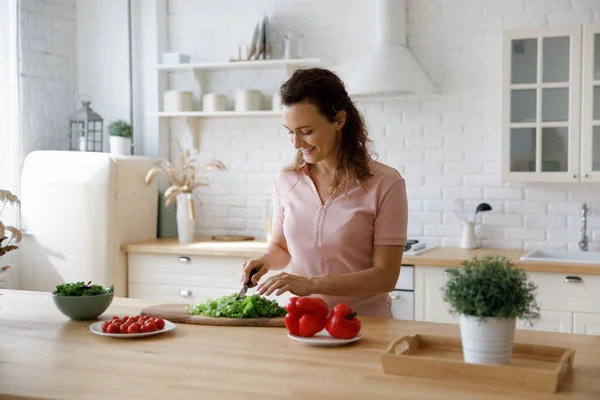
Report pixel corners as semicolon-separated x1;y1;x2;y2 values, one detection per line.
18;0;77;162
165;0;600;251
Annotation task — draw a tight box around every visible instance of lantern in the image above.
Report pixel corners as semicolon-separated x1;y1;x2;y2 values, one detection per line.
68;97;104;152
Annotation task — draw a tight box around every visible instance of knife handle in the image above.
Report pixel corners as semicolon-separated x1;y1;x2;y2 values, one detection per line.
247;268;258;288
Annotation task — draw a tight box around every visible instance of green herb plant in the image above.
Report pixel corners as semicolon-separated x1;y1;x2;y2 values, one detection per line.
441;255;540;325
107;120;132;138
185;293;286;319
53;281;114;296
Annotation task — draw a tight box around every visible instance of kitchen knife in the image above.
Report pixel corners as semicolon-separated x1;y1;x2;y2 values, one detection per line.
236;268;258;300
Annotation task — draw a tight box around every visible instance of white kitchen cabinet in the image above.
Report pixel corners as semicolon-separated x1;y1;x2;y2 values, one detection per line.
127;252;292;306
516;310;572;334
501;23;600;183
414;265;600;336
574;313;600;335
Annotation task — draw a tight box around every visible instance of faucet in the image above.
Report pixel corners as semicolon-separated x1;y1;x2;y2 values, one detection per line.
579;203;588;252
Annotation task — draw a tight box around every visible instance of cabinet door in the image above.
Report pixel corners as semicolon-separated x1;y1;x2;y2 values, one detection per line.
574;313;600;335
414;266;458;324
389;290;414;321
581;23;600;182
517;309;572;333
502;26;582;183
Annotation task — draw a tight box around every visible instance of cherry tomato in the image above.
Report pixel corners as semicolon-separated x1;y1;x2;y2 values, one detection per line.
127;324;140;334
102;321;111;333
154;318;165;330
107;323;120;334
119;324;130;334
145;321;158;332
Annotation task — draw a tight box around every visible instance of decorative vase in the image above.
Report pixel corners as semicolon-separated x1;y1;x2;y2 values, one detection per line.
460;220;477;249
459;315;516;365
109;136;131;155
176;193;195;243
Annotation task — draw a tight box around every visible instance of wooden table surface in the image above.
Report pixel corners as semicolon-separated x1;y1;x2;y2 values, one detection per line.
123;237;600;275
2;289;600;400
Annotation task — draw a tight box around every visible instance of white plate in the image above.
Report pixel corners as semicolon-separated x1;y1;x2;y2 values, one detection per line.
89;320;176;338
287;330;363;347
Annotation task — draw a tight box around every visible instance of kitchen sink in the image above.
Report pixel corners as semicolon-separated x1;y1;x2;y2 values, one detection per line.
520;249;600;265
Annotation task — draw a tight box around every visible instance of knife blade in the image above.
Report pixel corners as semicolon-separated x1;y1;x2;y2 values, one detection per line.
236;268;258;300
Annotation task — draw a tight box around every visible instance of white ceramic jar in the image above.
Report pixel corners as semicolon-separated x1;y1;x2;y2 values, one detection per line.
202;93;227;112
163;91;193;112
234;89;262;112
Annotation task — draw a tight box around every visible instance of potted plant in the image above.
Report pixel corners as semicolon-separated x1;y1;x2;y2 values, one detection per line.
441;254;539;366
0;190;22;283
144;139;226;243
107;120;132;155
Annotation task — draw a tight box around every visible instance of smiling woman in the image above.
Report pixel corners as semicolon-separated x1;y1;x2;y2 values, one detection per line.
241;68;409;319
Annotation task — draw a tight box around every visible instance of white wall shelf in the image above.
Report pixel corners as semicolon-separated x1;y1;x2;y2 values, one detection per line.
148;111;281;118
152;57;326;72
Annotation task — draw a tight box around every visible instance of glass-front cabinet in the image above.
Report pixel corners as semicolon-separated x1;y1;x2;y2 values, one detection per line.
582;24;600;181
502;24;600;183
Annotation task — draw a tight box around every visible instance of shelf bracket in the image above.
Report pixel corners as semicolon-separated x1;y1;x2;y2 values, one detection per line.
182;117;199;151
192;69;206;99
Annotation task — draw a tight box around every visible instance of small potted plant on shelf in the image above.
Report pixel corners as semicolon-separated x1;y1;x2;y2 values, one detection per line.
0;190;22;283
144;139;226;244
107;120;133;155
441;254;539;366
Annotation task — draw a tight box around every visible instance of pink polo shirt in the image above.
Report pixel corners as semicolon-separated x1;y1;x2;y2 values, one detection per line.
271;159;408;318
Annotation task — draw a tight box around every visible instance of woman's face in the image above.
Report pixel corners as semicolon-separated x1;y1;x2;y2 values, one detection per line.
282;100;345;165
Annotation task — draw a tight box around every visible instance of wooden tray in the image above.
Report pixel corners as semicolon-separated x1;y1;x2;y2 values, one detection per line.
381;334;575;393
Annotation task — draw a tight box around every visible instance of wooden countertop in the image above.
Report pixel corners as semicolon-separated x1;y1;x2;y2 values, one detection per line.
2;289;600;400
123;238;600;275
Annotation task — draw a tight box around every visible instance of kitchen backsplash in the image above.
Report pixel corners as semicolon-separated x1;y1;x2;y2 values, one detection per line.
165;0;600;251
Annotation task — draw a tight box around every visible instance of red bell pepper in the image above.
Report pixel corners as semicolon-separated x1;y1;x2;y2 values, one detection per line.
325;303;361;339
284;296;329;337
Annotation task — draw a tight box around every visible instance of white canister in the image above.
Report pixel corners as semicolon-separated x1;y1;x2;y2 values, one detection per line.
163;91;193;112
234;89;262;112
271;93;282;111
202;93;227;112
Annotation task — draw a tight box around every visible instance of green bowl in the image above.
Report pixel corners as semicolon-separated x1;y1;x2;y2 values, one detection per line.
52;291;115;320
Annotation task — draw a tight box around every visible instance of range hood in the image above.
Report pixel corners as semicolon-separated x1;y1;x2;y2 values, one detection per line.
344;0;439;97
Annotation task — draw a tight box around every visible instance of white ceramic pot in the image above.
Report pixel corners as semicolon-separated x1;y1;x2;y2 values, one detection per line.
460;220;477;249
202;93;226;112
234;89;261;111
459;315;516;365
176;193;195;244
109;136;131;155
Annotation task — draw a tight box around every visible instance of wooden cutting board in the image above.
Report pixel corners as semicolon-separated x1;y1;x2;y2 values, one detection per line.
140;304;285;327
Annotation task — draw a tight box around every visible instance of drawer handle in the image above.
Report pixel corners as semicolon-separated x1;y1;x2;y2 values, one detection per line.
522;312;540;319
388;293;401;300
564;276;582;283
179;290;193;297
178;256;191;263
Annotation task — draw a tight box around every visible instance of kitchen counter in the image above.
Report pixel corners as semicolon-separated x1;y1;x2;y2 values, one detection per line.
1;289;600;400
123;238;600;275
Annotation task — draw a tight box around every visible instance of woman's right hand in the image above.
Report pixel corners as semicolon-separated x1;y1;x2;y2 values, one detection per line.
241;256;270;287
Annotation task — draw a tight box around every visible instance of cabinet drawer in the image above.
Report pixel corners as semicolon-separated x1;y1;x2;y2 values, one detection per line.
527;272;600;314
574;312;600;335
397;265;414;291
517;309;572;333
128;253;247;288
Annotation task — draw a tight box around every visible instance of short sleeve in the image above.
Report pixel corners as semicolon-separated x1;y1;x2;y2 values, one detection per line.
373;178;408;246
271;177;284;236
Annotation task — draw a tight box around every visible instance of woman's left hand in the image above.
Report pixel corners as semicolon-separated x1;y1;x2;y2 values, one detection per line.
256;272;315;297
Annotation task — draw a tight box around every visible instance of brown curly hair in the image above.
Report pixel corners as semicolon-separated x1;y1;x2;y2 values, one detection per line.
279;68;374;193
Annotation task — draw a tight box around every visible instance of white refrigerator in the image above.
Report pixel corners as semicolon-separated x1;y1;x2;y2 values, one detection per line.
18;150;158;297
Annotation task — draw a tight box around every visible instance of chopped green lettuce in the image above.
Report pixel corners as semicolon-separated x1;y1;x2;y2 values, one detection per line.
185;293;286;319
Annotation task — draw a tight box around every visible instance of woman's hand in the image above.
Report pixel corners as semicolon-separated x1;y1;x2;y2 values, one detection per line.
256;272;315;297
241;257;270;287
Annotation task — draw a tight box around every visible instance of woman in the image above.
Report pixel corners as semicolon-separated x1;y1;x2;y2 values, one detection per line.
241;68;408;318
